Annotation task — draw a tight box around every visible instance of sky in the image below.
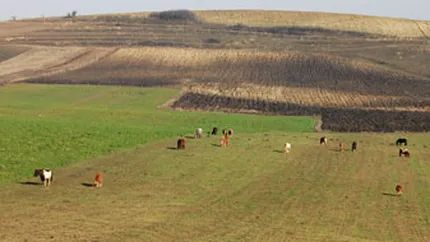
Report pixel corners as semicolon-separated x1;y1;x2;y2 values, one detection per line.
0;0;429;21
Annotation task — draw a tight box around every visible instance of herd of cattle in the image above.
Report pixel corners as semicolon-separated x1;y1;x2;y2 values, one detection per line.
32;129;411;196
177;127;233;149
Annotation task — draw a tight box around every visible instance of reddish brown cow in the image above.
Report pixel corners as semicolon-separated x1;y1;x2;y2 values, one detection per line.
177;137;186;149
395;184;403;196
220;134;229;147
339;142;345;152
93;172;103;188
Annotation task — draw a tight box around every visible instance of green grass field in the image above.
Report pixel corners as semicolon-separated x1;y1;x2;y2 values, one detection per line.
0;84;314;185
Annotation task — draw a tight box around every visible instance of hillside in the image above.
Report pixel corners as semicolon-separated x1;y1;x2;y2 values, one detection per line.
0;10;429;131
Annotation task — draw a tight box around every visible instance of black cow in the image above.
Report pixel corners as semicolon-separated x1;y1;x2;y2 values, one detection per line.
351;141;357;152
211;127;218;135
320;136;327;145
396;138;408;146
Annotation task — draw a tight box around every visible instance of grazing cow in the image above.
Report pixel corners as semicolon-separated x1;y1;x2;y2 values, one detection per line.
396;138;408;146
228;129;234;136
351;141;357;152
339;142;345;152
93;172;103;188
395;184;403;196
211;127;218;135
220;134;229;147
222;129;227;135
33;169;53;186
177;137;186;149
195;128;203;139
399;148;410;158
320;136;327;145
284;142;291;153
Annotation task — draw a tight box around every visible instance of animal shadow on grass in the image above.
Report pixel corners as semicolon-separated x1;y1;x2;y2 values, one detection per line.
166;147;177;150
185;136;195;139
273;150;284;153
20;181;41;186
81;183;94;187
382;192;398;197
212;143;221;147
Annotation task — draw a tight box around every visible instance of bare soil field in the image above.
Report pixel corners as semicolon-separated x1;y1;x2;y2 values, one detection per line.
0;10;429;132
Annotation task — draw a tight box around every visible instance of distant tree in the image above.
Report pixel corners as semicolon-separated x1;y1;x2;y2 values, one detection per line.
65;11;77;19
11;16;17;21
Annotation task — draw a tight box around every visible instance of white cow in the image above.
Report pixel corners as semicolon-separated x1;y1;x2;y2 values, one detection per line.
195;128;203;139
284;143;291;153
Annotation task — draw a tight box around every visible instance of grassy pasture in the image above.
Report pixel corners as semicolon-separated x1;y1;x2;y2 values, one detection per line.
0;131;428;241
0;84;314;185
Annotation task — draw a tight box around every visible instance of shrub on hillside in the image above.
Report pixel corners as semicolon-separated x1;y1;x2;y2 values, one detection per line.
149;10;198;22
204;38;221;44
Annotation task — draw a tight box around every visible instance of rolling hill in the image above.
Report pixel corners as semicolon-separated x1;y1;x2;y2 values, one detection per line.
0;9;429;131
